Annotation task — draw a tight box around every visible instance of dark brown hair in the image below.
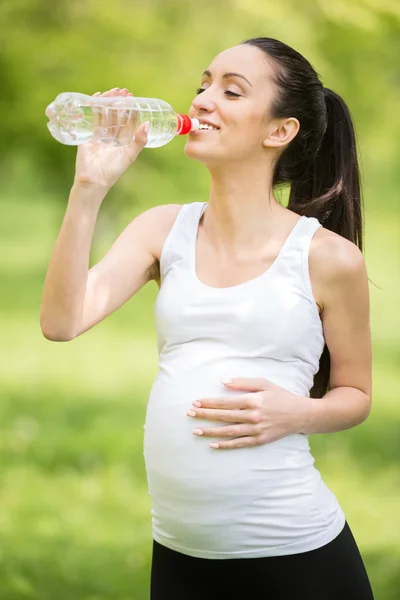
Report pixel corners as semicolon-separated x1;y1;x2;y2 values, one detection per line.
242;37;364;399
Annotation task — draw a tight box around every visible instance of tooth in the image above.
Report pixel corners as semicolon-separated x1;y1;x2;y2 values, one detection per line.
198;123;219;130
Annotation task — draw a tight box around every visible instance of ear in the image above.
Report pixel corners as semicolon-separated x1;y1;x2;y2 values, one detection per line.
262;117;300;149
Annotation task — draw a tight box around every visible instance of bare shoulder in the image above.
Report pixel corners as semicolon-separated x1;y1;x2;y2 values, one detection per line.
309;225;367;314
141;203;183;284
146;203;183;262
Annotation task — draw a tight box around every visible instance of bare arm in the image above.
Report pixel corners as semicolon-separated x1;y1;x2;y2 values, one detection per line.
299;234;372;434
40;183;107;341
40;181;180;341
75;203;181;338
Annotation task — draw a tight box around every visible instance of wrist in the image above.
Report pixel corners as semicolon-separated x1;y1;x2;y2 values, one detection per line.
69;181;110;210
297;396;321;435
72;179;111;194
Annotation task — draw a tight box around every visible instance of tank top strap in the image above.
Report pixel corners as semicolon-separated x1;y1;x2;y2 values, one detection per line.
293;215;322;257
299;216;323;294
279;215;322;297
287;215;322;250
159;201;206;286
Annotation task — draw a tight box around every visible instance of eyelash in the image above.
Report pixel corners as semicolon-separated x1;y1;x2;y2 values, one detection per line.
195;87;240;98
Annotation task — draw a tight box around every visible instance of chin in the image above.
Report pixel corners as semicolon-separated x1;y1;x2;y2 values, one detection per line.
183;141;225;166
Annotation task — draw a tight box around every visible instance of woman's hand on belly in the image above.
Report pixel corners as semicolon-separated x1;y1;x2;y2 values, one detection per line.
185;377;310;450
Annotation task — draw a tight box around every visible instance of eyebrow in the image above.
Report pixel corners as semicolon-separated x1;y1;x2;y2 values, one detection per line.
202;70;253;87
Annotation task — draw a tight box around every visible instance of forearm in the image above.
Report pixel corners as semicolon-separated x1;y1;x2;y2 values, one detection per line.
298;387;371;435
40;183;108;340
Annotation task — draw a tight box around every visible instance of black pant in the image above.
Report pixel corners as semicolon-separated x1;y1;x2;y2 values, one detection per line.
150;521;374;599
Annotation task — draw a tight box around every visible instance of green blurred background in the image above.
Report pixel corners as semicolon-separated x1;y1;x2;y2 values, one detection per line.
1;0;399;598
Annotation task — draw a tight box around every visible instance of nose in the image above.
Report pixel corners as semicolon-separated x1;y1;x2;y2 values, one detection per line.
191;88;217;113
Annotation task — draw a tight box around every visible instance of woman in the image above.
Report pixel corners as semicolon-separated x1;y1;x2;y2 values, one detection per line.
40;38;374;599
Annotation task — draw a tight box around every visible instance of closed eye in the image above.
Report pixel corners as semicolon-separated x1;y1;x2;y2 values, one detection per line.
195;88;240;98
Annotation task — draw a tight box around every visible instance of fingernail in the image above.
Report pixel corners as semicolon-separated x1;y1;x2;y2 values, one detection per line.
193;429;203;436
144;121;150;133
221;378;232;384
112;87;120;91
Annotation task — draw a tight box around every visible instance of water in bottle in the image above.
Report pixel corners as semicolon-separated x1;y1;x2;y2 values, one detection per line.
45;92;200;148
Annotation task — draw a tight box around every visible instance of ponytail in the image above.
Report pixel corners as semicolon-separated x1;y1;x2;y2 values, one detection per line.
287;88;364;252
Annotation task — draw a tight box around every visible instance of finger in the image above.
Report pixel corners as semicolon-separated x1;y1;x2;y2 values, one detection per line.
187;408;252;423
193;393;254;410
99;87;121;96
91;90;110;135
91;92;103;135
92;88;129;140
90;88;140;148
210;436;257;450
124;120;149;157
101;89;140;148
119;97;139;146
223;378;272;392
116;91;136;144
193;424;253;438
105;89;128;139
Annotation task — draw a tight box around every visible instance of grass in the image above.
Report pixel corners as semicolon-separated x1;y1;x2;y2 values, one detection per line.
0;193;399;599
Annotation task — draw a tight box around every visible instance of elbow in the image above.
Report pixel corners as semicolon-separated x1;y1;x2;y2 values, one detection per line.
40;322;76;342
40;307;77;341
359;393;372;424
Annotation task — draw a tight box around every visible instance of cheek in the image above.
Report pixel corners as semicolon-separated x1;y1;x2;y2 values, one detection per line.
249;111;267;132
229;118;265;151
232;110;265;136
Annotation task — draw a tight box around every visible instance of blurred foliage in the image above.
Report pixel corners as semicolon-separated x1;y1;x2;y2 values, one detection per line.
1;0;400;217
0;1;399;598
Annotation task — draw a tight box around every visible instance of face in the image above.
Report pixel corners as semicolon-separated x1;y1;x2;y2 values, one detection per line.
184;44;298;167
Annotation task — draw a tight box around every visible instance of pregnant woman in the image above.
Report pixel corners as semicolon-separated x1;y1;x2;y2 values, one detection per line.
41;37;374;599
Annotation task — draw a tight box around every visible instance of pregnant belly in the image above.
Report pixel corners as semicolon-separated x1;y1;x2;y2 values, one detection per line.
142;372;342;553
144;372;316;510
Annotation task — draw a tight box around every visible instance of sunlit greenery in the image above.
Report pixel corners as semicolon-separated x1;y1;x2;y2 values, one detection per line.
1;1;399;598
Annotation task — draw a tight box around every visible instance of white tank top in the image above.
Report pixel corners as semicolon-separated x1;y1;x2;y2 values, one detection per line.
143;201;345;559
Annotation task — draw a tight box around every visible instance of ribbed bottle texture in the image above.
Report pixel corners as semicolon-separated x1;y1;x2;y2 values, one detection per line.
45;92;199;148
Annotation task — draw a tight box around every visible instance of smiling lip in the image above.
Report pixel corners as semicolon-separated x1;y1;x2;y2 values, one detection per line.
191;128;219;134
197;118;220;129
198;124;219;129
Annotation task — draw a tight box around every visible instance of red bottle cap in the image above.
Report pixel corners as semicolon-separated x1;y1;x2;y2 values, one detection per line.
176;113;194;135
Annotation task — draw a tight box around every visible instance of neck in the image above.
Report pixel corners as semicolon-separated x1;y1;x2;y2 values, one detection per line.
204;160;287;251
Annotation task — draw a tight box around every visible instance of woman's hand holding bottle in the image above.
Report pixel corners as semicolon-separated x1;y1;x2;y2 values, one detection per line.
74;87;149;190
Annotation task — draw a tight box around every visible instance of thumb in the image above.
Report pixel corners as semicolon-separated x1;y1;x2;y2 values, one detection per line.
221;377;272;391
125;121;150;159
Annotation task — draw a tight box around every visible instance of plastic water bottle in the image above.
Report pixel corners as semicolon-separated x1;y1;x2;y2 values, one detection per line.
45;92;200;148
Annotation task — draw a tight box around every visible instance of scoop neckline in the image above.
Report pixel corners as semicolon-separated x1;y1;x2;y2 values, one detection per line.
190;202;306;293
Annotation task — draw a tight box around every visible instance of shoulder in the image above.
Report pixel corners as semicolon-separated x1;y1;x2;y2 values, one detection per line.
308;224;367;313
310;225;365;275
139;203;184;285
141;203;183;262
